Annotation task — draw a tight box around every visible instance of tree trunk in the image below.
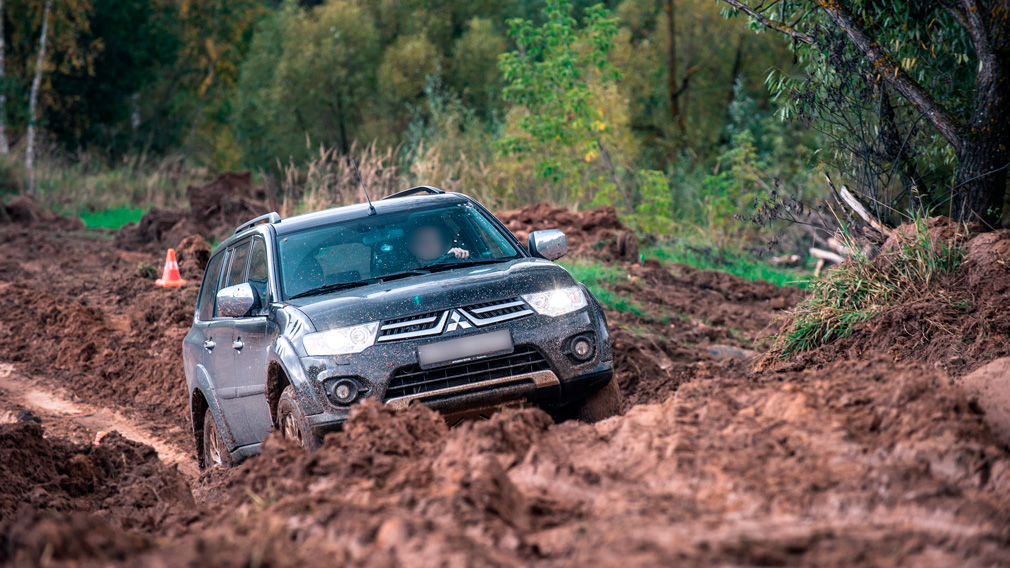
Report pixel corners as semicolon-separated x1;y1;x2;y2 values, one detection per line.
951;14;1010;226
666;0;680;129
26;0;53;193
0;0;8;155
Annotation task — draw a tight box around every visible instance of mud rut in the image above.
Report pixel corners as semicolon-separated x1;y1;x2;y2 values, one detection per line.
2;206;1010;567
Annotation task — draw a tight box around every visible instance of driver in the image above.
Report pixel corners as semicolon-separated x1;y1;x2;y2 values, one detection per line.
407;224;469;266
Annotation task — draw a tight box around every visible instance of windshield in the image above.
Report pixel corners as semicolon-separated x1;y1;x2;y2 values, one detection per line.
278;202;521;299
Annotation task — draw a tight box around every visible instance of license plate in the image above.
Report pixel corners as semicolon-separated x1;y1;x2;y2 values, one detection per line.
417;329;513;369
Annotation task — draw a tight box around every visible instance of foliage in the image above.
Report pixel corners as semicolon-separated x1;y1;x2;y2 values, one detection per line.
721;0;1010;224
773;218;968;357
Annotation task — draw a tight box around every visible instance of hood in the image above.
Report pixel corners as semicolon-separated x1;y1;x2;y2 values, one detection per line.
286;258;577;331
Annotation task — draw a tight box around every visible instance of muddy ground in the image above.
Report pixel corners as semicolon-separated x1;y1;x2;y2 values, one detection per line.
1;196;1009;567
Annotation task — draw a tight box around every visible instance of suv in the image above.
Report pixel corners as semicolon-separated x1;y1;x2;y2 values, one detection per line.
183;187;620;468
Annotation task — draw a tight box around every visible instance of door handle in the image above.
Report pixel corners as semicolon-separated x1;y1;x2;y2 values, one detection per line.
232;338;244;351
203;339;215;351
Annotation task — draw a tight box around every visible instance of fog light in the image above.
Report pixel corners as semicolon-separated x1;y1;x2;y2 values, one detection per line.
571;336;594;361
331;379;359;405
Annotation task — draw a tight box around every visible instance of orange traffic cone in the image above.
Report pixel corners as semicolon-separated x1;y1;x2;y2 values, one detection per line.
155;248;187;287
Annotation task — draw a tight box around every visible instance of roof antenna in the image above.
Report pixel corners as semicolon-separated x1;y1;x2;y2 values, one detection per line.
351;156;376;216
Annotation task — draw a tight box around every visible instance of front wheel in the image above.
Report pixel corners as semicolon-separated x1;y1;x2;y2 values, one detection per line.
203;411;234;469
276;385;315;449
569;377;624;423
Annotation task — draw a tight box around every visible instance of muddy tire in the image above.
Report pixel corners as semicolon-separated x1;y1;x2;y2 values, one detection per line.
277;385;314;450
570;377;623;423
202;411;234;469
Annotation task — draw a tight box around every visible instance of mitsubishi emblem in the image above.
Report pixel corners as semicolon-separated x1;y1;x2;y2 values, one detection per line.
444;310;472;333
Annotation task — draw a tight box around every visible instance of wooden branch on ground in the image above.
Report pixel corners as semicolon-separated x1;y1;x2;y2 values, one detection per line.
837;185;894;239
810;247;846;264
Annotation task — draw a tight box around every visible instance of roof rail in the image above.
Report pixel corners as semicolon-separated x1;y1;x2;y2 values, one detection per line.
234;212;281;235
382;186;445;200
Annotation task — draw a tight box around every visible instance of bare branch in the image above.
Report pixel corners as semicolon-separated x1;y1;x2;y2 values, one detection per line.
718;0;816;45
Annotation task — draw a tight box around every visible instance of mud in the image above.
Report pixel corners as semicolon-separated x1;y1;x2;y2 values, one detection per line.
0;421;194;566
114;172;273;251
2;206;1010;567
498;203;640;261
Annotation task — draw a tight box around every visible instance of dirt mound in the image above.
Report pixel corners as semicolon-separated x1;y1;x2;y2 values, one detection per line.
1;195;84;230
69;355;1010;566
497;203;639;261
176;234;212;280
115;172;272;250
958;357;1010;447
0;422;193;565
775;221;1010;377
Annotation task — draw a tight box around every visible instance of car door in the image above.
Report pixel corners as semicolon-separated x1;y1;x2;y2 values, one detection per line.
211;239;257;445
185;250;229;415
228;235;275;446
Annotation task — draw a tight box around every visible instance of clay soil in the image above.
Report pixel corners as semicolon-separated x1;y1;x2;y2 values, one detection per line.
1;197;1009;567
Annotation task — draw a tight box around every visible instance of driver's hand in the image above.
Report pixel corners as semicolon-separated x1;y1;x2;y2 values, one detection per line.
448;247;470;259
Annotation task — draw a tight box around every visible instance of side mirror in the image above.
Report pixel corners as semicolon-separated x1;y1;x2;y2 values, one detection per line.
528;229;567;261
217;283;260;318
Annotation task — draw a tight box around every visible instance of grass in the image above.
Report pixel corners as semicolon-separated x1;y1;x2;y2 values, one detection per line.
644;240;810;288
78;206;147;229
772;217;968;357
559;259;646;316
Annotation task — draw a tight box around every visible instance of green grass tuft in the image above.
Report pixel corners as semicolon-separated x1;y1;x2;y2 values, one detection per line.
773;217;968;358
644;240;809;288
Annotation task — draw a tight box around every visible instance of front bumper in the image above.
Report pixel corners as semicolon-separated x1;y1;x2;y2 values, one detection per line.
298;306;613;435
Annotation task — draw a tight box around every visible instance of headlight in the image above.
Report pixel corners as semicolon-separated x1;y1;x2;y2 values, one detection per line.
302;322;379;356
522;286;587;317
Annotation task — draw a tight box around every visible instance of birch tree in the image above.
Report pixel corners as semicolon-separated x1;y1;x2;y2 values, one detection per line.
26;0;52;192
0;0;8;155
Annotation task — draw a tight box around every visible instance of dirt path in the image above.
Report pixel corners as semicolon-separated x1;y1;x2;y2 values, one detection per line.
0;362;199;479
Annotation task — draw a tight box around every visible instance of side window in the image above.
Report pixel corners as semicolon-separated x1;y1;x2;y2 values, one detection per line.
246;237;269;302
226;241;251;287
197;253;226;321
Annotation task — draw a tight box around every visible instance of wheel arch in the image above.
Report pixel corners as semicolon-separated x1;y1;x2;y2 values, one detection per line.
266;360;290;425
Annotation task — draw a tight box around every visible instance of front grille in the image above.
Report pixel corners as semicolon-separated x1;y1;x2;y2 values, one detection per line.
384;345;550;401
463;299;530;323
378;311;443;340
377;298;533;342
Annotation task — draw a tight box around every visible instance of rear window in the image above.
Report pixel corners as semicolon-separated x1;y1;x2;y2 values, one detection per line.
226;241;250;287
196;253;225;321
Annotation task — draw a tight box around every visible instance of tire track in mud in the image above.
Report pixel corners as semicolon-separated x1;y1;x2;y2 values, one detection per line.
0;362;199;478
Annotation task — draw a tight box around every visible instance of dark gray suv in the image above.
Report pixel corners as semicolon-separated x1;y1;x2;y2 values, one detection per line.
183;187;620;468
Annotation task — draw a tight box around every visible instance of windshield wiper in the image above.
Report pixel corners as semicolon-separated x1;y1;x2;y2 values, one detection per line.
289;280;370;299
424;258;510;273
376;269;430;282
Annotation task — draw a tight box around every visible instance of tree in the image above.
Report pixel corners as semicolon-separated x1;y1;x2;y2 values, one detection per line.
0;0;8;155
449;17;506;121
499;0;634;207
234;0;381;167
47;0;179;156
718;0;1010;225
25;0;52;192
